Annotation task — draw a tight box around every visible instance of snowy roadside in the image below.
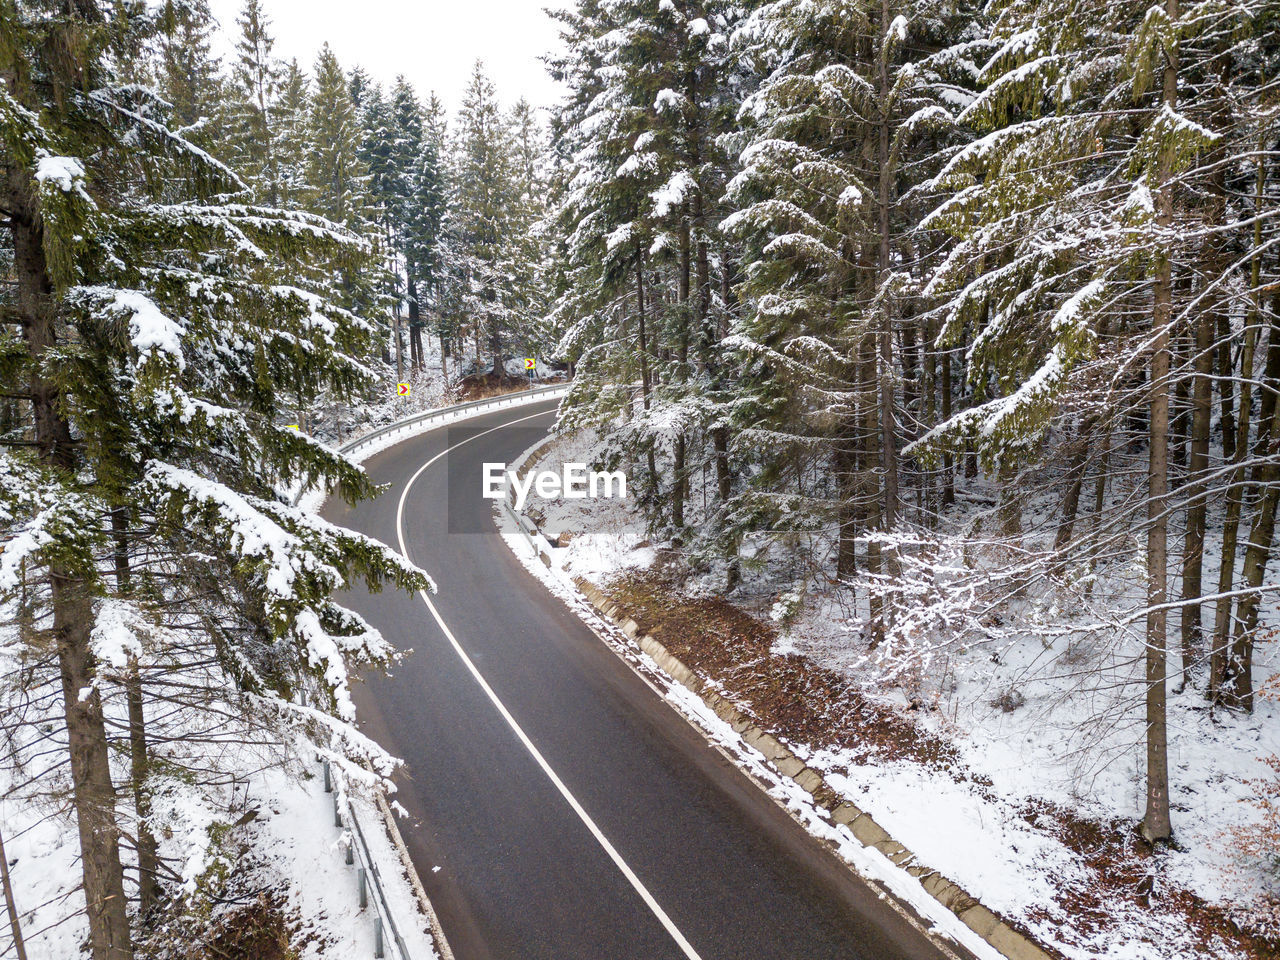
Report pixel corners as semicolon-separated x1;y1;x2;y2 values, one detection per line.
0;696;439;960
493;503;1009;960
497;428;1280;960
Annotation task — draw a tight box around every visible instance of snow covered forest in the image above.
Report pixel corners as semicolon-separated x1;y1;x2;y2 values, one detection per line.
2;0;1280;957
541;0;1280;953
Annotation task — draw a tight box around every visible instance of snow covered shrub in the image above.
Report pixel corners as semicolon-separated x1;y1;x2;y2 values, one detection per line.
851;530;1014;679
770;590;803;627
991;687;1026;713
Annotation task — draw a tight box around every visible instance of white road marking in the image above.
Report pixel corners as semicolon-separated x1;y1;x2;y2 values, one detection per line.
395;407;707;960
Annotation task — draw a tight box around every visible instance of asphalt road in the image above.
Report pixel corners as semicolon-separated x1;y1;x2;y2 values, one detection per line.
324;398;969;960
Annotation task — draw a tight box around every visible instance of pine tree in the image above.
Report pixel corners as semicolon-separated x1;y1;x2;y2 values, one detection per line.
153;0;227;150
272;58;313;209
404;92;448;372
230;0;282;203
548;1;748;548
306;45;369;229
449;61;519;366
0;8;428;958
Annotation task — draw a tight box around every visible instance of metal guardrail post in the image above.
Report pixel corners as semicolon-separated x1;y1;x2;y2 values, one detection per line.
375;918;385;958
358;867;368;909
323;760;332;793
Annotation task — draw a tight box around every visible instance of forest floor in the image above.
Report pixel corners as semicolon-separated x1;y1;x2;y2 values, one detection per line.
521;428;1280;960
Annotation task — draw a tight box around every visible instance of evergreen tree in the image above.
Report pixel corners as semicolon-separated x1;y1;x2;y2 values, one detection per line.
306;44;369;228
0;10;428;959
230;0;282;202
404;91;448;371
548;1;745;547
448;61;519;365
273;57;313;209
153;0;227;150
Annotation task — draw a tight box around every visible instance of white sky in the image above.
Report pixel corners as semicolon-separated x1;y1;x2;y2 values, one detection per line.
206;0;567;115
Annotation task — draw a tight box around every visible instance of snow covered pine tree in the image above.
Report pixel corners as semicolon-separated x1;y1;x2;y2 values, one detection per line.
0;4;430;958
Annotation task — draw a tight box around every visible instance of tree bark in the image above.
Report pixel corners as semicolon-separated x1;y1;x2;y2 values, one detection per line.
407;276;423;373
672;212;692;533
941;342;954;505
1178;310;1213;686
1219;312;1280;710
111;509;159;921
1054;420;1093;555
876;0;899;547
1224;435;1279;713
0;823;28;960
634;250;658;486
1140;7;1177;845
10;153;134;959
1210;321;1258;699
1210;157;1268;699
1218;311;1237;461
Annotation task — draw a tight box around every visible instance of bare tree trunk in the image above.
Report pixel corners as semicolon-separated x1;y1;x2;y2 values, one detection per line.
10;156;134;960
1218;311;1237;461
861;334;883;625
635;250;653;411
0;823;28;960
407;277;423;373
1171;328;1190;481
876;0;899;550
672;217;692;533
1210;157;1267;698
1219;310;1280;710
1179;310;1213;687
1087;429;1112;579
1140;3;1177;845
1054;420;1094;555
941;343;954;505
1210;322;1258;699
1225;437;1279;713
393;302;405;383
836;431;859;581
111;509;160;920
634;250;658;485
716;253;739;588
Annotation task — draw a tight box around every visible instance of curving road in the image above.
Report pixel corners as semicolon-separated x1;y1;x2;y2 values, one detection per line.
324;398;970;960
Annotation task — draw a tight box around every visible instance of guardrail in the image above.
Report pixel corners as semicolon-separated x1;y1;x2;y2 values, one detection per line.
338;382;570;460
323;760;411;960
302;382;568;960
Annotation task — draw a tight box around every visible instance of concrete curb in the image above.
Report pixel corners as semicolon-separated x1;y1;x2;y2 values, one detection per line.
509;507;1054;960
374;795;456;960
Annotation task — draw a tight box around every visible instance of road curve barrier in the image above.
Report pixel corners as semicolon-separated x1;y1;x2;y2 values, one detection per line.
338;383;570;461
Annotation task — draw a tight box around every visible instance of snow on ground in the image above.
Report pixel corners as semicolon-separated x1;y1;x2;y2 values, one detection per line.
0;745;437;959
513;424;1280;960
521;429;657;581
